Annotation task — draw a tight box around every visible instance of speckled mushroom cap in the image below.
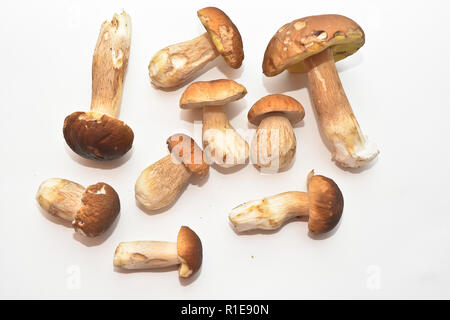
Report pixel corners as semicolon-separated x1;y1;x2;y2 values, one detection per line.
198;7;244;69
177;226;203;278
167;134;209;178
263;14;365;76
306;171;343;234
63;111;134;161
248;94;305;125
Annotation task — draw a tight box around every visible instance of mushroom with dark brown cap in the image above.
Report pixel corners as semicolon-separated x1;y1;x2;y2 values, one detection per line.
36;178;120;237
149;7;244;88
135;134;209;211
63;11;134;161
248;94;305;171
180;79;249;168
263;14;379;168
229;170;343;235
113;226;202;278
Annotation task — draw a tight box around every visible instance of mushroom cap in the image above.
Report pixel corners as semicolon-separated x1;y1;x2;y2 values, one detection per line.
248;94;305;125
197;7;244;69
177;226;203;278
307;171;344;234
72;182;120;237
167;134;209;178
263;14;365;76
63;111;134;161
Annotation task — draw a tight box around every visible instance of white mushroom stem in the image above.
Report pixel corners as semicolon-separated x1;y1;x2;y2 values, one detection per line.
229;192;309;232
149;33;219;88
114;241;180;269
304;48;379;168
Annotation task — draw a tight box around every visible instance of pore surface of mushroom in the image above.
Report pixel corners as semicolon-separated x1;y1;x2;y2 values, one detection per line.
263;14;379;168
148;7;244;88
36;178;120;237
229;170;343;235
114;226;203;278
63;11;134;161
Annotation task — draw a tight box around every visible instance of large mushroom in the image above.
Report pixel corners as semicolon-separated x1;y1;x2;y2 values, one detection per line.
36;178;120;237
149;7;244;88
63;11;134;161
114;226;203;278
180;79;249;168
229;170;343;235
263;14;379;168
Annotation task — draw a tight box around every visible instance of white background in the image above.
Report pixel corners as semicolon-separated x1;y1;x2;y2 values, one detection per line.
1;0;449;299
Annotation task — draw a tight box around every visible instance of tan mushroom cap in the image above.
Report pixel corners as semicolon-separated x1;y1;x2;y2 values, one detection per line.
63;111;134;161
167;134;209;178
263;14;365;76
197;7;244;69
177;226;203;278
248;94;305;125
179;79;247;109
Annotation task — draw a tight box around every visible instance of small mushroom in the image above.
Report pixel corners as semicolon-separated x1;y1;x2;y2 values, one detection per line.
180;79;249;168
229;170;343;234
248;94;305;171
36;178;120;237
135;134;209;211
63;11;134;161
149;7;244;88
114;226;202;278
263;15;379;168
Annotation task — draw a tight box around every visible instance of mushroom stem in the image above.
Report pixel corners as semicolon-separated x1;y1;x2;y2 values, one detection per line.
229;191;309;232
304;47;379;168
149;33;219;88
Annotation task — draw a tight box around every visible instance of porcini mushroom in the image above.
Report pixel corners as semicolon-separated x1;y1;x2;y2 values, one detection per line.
148;7;244;88
114;226;202;278
180;79;249;168
229;170;343;234
248;94;305;171
263;15;379;168
36;178;120;237
63;11;134;161
135;134;209;211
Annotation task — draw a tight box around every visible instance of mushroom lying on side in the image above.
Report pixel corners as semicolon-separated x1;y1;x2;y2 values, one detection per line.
248;94;305;171
149;7;244;88
114;226;202;278
36;178;120;237
135;134;209;211
263;14;379;168
63;11;134;161
229;171;343;235
180;79;249;168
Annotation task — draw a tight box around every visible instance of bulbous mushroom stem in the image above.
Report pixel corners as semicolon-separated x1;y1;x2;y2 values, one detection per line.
304;48;379;168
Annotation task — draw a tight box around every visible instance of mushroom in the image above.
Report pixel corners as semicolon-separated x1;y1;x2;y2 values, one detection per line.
63;11;134;161
36;178;120;237
114;226;202;278
148;7;244;88
229;170;343;234
262;14;379;168
135;134;209;211
248;94;305;171
180;79;249;168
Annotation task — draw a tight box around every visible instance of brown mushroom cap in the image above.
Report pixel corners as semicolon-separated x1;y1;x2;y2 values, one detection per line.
248;94;305;125
263;14;365;76
307;171;343;234
72;182;120;237
63;111;134;161
179;79;247;109
177;226;203;278
197;7;244;69
167;134;209;178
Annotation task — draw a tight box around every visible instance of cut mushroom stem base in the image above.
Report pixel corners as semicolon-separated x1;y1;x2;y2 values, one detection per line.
114;241;180;269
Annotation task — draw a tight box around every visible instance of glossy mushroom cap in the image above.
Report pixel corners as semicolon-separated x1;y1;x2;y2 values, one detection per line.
63;111;134;161
177;226;203;278
167;134;209;178
263;14;365;76
248;94;305;125
198;7;244;69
